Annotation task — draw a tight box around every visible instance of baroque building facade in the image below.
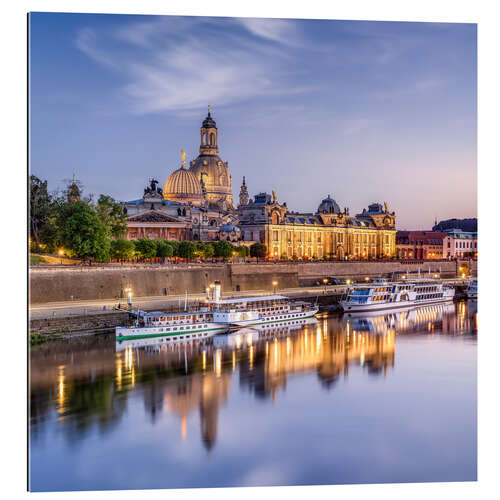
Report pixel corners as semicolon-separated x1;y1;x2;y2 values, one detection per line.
123;178;233;241
122;108;236;242
120;107;398;255
238;192;396;259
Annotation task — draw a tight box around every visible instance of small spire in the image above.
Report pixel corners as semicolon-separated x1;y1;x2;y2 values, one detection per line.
180;148;186;169
207;104;211;116
242;176;246;186
72;168;76;184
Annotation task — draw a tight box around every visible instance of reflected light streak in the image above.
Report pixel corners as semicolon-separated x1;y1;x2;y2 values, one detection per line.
215;349;222;378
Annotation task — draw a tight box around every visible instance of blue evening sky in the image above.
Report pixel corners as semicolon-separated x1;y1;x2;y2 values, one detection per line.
29;13;476;229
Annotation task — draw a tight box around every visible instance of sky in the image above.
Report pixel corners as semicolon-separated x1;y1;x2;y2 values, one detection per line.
29;13;477;229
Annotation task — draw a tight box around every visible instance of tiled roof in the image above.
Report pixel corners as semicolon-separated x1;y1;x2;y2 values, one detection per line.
127;211;184;223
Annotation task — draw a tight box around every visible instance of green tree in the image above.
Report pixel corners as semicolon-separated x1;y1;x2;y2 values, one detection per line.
96;195;128;238
134;238;157;260
29;175;52;253
235;245;249;258
195;241;214;260
178;241;196;260
110;239;135;261
57;201;111;262
250;243;267;261
168;240;180;257
155;239;174;261
213;240;234;259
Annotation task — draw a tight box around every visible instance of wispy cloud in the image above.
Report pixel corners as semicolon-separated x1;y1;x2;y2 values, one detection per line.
75;17;309;115
238;17;301;46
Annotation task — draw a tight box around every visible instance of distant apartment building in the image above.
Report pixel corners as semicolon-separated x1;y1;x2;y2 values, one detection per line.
442;229;477;259
396;228;477;259
396;231;447;259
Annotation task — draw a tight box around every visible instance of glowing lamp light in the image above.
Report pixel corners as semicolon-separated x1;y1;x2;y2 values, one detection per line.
58;249;64;256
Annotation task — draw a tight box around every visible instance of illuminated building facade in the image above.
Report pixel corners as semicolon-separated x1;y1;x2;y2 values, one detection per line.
442;229;478;259
238;192;396;259
123;178;233;241
396;231;447;259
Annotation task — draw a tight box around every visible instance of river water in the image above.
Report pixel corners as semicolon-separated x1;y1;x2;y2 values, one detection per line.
29;300;477;491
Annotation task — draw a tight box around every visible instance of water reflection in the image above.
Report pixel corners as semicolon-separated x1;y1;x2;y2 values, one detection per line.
30;300;476;455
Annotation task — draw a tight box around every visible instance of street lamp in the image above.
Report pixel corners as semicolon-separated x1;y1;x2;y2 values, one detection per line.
272;280;278;294
58;248;64;264
323;278;328;294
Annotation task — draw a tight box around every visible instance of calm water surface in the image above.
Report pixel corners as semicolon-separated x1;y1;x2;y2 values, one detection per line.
29;300;477;491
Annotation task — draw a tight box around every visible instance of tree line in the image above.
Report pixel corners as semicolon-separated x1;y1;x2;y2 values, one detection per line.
110;238;255;262
29;175;267;263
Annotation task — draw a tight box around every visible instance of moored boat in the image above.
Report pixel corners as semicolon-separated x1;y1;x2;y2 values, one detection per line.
115;282;319;341
464;279;477;299
340;278;455;313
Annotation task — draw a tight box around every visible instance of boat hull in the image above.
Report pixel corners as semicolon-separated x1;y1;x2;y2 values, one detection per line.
115;322;228;341
227;307;319;327
340;296;454;314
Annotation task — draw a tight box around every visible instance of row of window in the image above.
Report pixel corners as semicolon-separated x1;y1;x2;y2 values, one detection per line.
153;324;209;332
416;293;443;300
263;312;304;320
156;332;210;342
414;286;439;293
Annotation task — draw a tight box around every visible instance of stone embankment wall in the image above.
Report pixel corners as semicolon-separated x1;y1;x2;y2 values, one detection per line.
30;311;129;335
29;260;476;304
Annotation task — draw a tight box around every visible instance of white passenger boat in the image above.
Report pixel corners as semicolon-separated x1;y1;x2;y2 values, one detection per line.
464;279;477;299
115;309;229;341
340;278;455;313
115;282;319;340
203;282;319;328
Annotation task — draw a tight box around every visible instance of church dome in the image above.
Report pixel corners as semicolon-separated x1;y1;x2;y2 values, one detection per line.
317;195;340;214
163;165;204;205
189;155;232;203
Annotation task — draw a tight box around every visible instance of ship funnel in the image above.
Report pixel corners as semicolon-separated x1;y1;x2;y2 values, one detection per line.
213;281;221;302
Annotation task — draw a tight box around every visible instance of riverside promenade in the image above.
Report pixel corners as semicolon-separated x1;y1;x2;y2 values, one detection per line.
29;278;468;336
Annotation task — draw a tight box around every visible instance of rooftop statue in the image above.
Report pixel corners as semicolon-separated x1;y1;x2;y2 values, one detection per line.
144;178;163;197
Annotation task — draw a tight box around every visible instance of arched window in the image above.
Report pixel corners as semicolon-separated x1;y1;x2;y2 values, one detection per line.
272;212;280;225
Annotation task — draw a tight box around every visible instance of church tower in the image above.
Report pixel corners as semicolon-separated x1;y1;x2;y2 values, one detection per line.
239;176;249;207
199;105;219;155
189;107;233;210
67;169;80;203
